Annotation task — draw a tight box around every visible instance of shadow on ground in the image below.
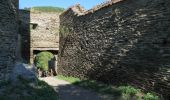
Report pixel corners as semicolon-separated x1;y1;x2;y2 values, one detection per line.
0;77;59;100
54;84;106;100
41;77;118;100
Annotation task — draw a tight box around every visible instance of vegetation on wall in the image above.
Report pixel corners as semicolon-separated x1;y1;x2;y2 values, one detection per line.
34;51;54;71
24;6;65;13
59;26;70;37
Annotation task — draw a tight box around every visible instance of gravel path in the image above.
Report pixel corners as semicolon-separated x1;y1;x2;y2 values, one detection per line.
40;77;106;100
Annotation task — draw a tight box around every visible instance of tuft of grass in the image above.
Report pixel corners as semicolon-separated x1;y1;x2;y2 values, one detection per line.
57;75;81;84
118;86;140;96
56;75;161;100
143;93;159;100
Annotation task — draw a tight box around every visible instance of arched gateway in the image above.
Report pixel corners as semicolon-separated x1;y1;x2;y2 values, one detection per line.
34;51;58;77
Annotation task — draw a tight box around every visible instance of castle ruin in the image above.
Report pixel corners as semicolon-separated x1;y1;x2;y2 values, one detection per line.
0;0;170;98
19;10;60;64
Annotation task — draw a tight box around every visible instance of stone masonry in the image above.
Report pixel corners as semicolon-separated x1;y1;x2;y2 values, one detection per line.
0;0;18;80
19;10;60;63
0;0;170;98
58;0;170;98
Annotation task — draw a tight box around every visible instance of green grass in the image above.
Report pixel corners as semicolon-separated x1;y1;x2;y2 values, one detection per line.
0;77;59;100
56;75;160;100
57;75;81;84
118;86;140;96
143;93;159;100
24;6;65;13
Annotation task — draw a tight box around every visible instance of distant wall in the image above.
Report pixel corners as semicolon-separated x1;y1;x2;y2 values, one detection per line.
59;0;170;97
30;12;60;49
19;11;60;63
0;0;18;80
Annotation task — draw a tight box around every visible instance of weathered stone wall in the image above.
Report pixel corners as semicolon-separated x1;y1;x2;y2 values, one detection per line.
30;12;60;63
59;0;170;97
19;10;30;61
0;0;18;80
30;12;60;49
19;11;60;63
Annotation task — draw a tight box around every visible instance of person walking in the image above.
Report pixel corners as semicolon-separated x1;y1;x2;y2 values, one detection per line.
48;57;57;76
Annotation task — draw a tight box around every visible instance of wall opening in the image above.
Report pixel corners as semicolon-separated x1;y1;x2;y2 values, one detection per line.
33;50;58;77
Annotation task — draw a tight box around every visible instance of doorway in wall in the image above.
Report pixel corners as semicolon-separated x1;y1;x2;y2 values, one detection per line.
33;50;58;77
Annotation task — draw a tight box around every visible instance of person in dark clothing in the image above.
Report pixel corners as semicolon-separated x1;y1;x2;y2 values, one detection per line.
48;57;57;76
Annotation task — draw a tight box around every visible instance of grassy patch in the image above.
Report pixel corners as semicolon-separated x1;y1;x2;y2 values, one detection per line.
57;75;81;84
143;93;159;100
24;6;65;13
0;77;59;100
56;75;160;100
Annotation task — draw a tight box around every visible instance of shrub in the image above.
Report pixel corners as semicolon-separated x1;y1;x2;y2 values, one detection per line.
34;51;54;71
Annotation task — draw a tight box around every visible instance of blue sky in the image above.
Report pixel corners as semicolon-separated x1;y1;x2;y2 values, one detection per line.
19;0;105;10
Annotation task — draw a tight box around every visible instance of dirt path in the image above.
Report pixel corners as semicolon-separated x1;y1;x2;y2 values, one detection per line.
40;77;113;100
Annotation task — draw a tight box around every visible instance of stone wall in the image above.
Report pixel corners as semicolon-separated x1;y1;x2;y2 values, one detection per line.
19;11;60;63
19;10;30;61
30;12;60;49
59;0;170;98
0;0;18;80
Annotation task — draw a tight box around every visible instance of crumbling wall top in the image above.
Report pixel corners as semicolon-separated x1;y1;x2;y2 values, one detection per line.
61;0;125;17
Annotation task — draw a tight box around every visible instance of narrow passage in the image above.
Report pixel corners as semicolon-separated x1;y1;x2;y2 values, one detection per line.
40;77;107;100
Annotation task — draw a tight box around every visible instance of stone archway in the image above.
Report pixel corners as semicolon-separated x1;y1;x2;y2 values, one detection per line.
33;50;58;77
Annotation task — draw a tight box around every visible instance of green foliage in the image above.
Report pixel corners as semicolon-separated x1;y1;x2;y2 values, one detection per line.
34;51;54;71
30;6;65;13
23;7;30;11
143;93;159;100
59;26;70;37
118;86;142;100
118;86;139;96
57;75;81;84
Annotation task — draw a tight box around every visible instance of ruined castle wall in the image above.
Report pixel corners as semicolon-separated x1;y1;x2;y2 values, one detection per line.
0;0;18;80
30;12;60;63
30;12;60;49
59;0;170;97
19;11;60;62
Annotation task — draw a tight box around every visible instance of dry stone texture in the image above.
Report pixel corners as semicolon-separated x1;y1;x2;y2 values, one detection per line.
58;0;170;98
30;12;60;48
19;11;60;62
0;0;18;80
